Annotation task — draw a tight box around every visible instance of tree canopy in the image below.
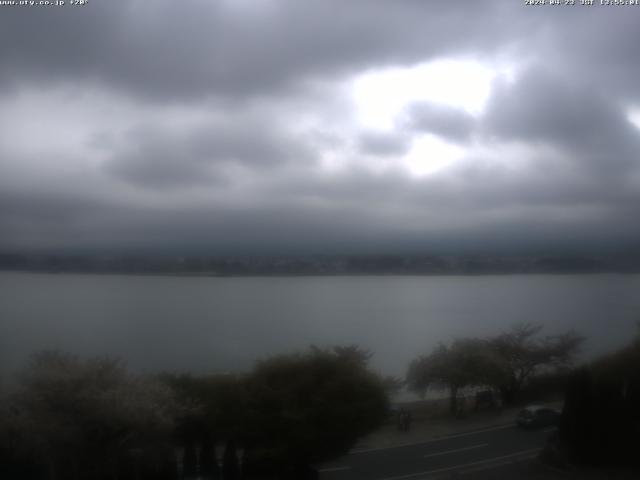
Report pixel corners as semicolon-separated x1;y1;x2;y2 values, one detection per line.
407;324;584;411
157;345;389;478
242;345;388;475
4;351;180;480
407;338;500;414
560;329;640;466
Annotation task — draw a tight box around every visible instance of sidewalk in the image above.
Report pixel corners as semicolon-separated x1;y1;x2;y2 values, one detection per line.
353;400;563;452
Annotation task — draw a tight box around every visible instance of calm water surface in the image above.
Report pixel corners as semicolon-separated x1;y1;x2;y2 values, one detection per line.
1;272;639;378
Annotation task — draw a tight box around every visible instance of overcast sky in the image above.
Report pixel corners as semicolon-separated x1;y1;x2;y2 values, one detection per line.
1;0;639;255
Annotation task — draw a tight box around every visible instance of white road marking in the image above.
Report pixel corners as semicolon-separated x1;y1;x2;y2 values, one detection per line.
378;447;541;480
350;424;514;455
318;465;351;473
423;443;488;458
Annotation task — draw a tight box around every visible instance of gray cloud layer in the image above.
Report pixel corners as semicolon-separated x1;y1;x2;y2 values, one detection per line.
403;102;475;142
0;1;521;100
0;1;639;254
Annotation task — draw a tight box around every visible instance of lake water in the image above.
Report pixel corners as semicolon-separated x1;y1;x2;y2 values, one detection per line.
1;272;639;380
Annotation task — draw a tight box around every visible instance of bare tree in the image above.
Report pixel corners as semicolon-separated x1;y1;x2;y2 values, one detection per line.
491;323;583;404
407;325;583;412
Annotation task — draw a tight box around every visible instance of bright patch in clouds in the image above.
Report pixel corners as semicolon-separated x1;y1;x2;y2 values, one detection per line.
348;59;510;177
351;59;498;131
403;134;465;176
627;107;640;130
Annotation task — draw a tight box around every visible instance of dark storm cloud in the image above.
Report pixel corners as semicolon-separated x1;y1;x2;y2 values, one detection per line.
103;128;219;189
0;188;124;249
482;66;640;180
0;184;430;253
402;102;475;142
0;0;522;101
102;120;314;189
0;190;105;226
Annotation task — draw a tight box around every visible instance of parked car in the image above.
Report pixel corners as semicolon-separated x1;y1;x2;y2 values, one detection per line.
516;405;560;429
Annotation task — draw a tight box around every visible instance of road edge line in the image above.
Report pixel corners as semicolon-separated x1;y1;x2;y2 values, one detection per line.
377;447;541;480
350;423;514;455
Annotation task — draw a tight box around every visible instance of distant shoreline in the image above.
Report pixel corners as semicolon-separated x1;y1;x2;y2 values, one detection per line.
2;252;639;277
2;269;639;278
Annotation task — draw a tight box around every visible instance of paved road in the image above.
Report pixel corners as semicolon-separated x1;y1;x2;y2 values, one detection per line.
319;424;555;480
